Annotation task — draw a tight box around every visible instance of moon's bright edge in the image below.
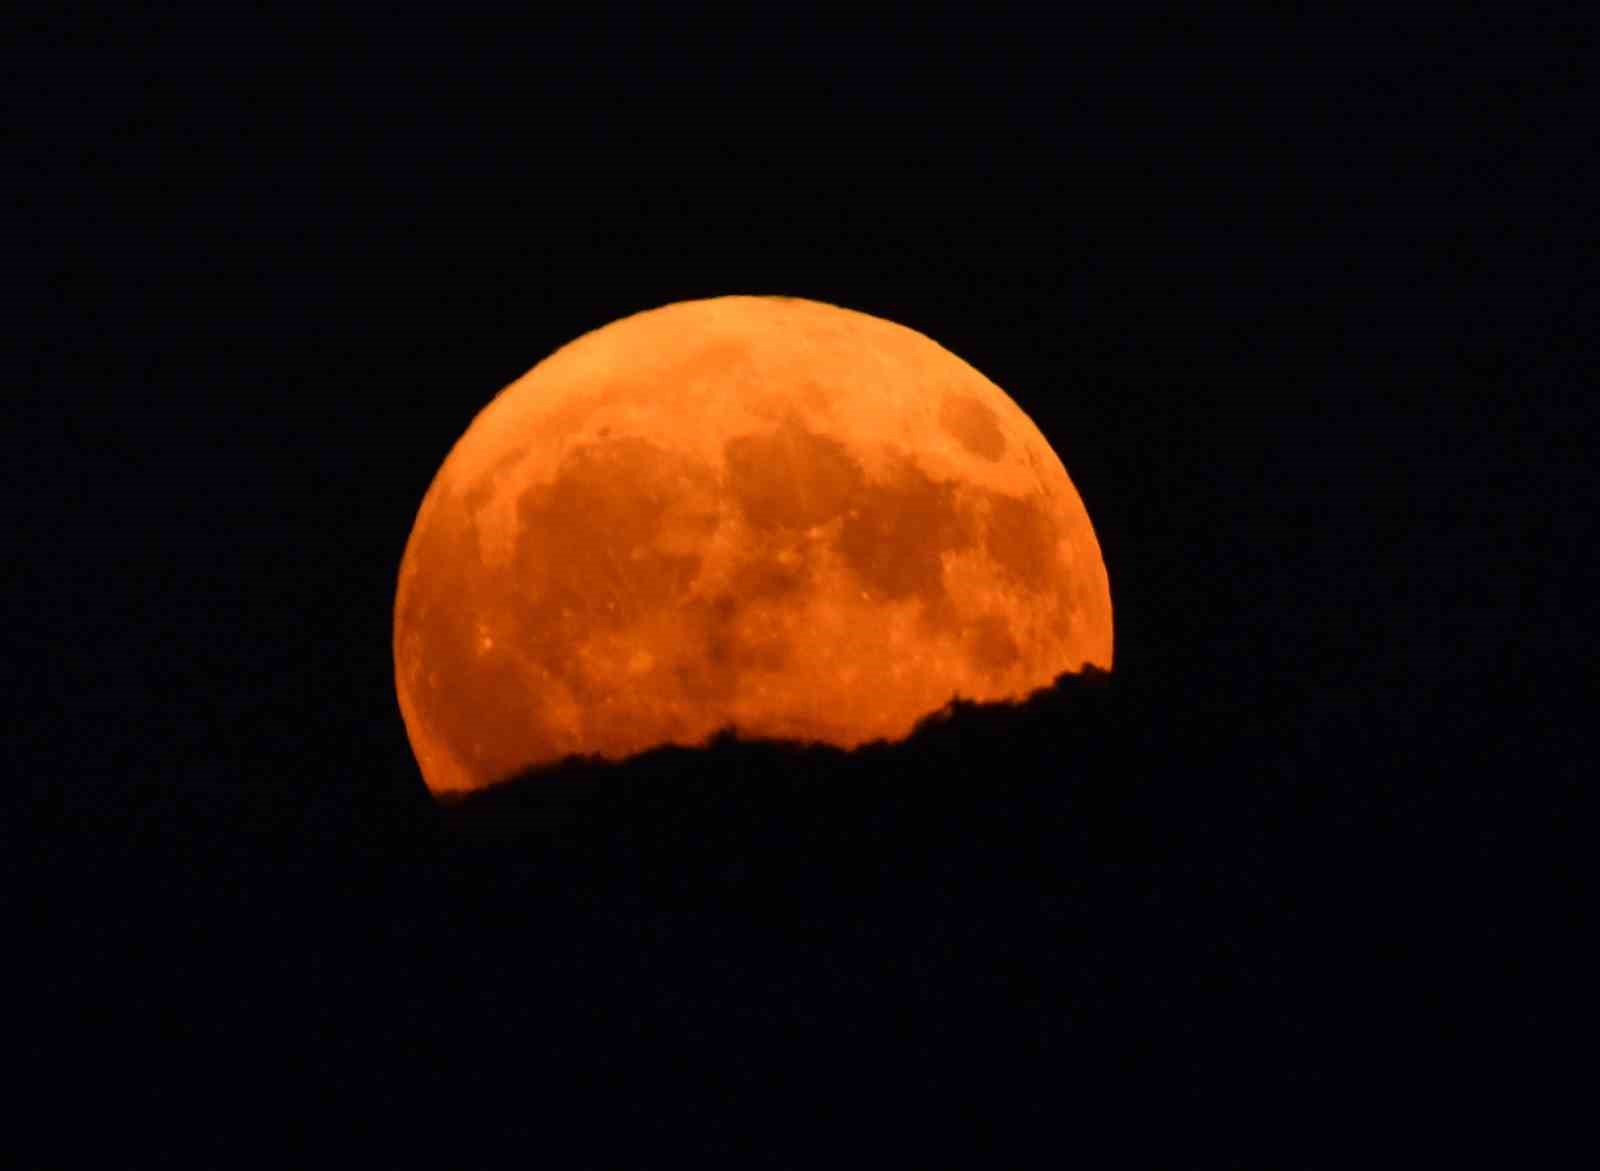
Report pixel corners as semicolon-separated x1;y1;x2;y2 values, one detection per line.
395;296;1111;795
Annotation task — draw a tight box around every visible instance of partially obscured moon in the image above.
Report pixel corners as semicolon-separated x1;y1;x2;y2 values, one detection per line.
395;296;1112;796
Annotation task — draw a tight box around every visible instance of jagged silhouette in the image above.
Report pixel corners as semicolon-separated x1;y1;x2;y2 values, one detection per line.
436;667;1154;885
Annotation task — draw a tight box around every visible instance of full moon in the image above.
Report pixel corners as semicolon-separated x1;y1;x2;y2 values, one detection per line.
395;296;1112;796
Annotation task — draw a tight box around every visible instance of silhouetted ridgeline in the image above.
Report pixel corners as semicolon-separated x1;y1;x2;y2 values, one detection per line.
441;667;1147;868
20;654;1569;877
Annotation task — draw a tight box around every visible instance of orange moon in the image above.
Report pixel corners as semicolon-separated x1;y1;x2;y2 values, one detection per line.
394;295;1112;796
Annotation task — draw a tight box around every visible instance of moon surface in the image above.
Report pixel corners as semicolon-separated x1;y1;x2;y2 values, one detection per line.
395;296;1112;795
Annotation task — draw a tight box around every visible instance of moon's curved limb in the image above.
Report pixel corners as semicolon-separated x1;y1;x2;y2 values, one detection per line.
395;296;1111;795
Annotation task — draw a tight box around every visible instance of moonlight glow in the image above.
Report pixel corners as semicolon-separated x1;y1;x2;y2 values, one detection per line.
395;296;1112;795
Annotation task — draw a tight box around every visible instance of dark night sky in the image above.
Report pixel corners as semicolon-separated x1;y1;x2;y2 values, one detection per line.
9;4;1589;1161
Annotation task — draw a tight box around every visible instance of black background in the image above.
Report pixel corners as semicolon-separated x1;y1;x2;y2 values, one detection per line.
8;4;1590;1162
